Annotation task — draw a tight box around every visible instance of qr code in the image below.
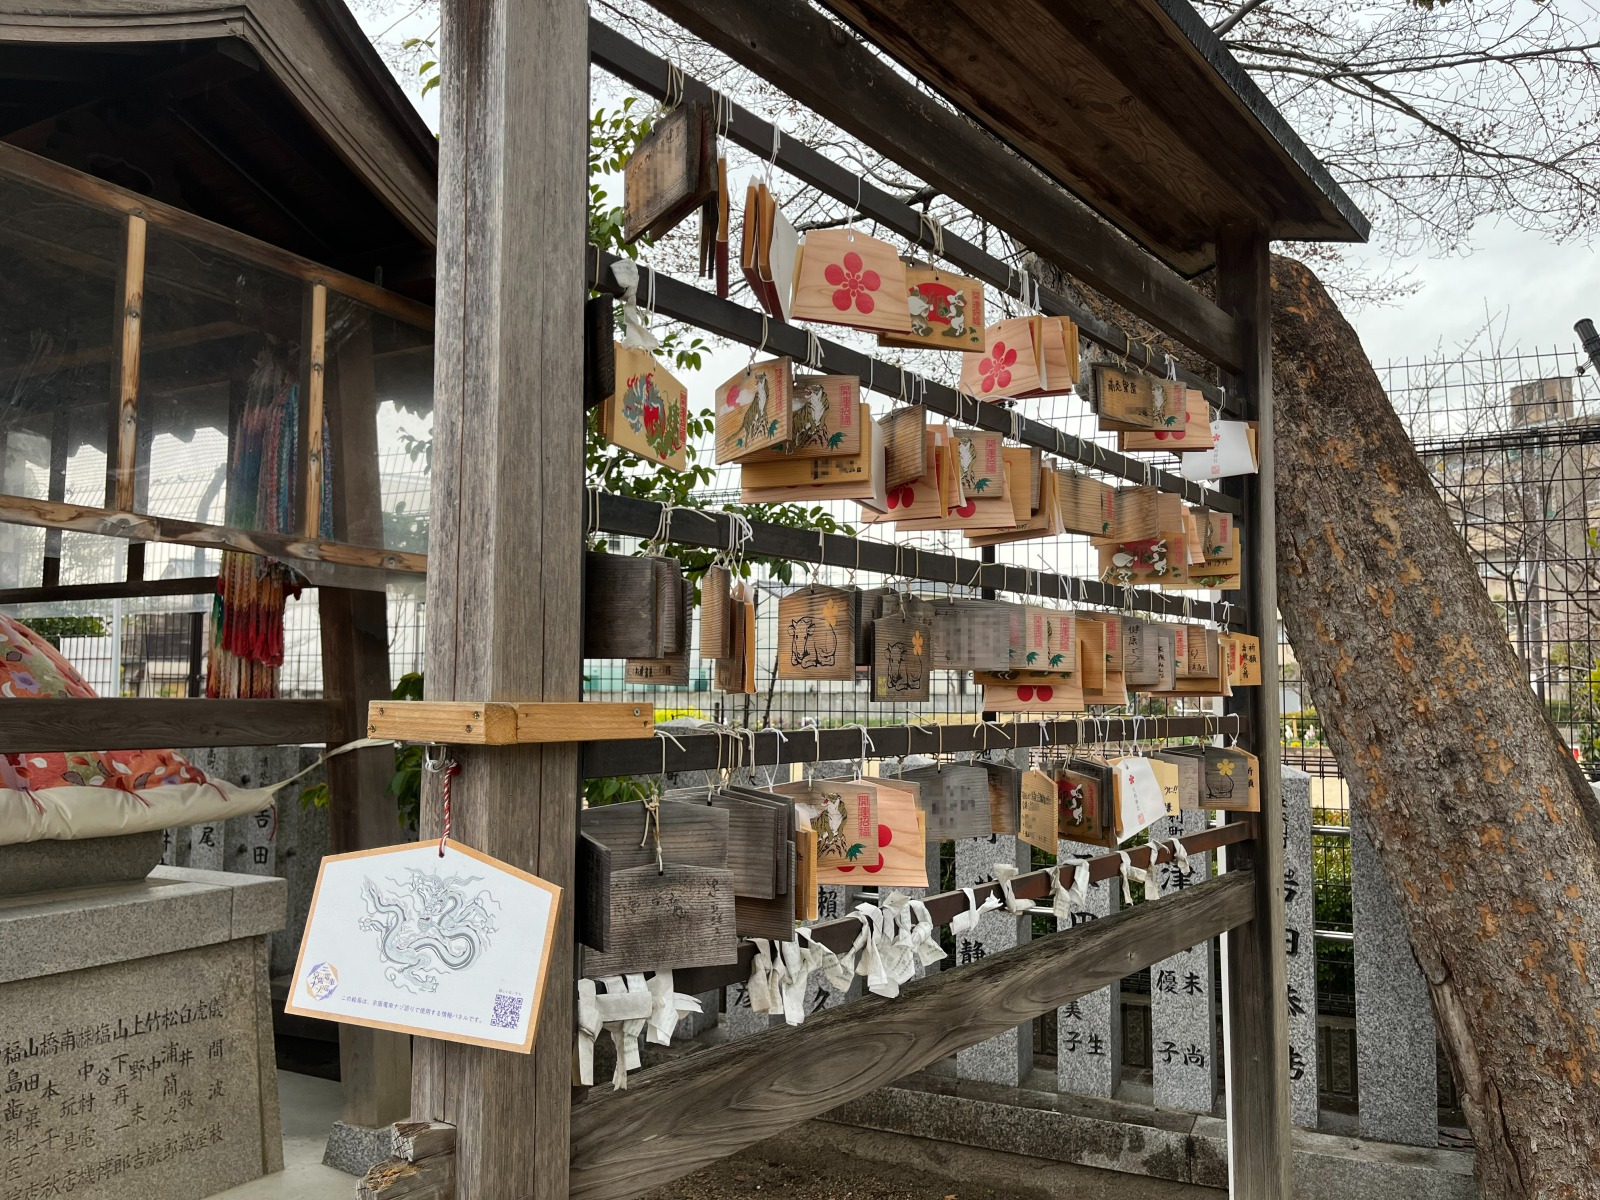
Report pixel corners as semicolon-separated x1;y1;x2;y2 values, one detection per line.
490;992;524;1030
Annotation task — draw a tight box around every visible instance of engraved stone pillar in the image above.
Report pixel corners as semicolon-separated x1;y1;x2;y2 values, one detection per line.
1282;767;1320;1127
1149;810;1218;1112
1057;838;1121;1096
955;834;1033;1085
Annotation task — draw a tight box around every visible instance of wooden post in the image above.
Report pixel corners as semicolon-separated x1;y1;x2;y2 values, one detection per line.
303;282;328;539
107;212;145;514
1215;225;1291;1197
413;0;586;1195
322;304;411;1129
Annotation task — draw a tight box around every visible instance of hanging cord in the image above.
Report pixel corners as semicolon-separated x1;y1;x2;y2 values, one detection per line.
424;744;460;857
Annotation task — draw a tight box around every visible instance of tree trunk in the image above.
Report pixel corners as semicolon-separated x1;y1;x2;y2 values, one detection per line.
1271;254;1600;1197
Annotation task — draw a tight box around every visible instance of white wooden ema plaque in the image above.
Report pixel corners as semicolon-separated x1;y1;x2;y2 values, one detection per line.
287;840;561;1054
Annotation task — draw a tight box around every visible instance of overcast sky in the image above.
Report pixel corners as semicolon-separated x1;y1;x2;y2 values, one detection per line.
356;12;1598;371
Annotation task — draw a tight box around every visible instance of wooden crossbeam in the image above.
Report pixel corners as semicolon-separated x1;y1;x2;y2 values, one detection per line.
568;870;1255;1200
367;701;655;745
0;698;343;752
640;0;1248;372
0;494;424;576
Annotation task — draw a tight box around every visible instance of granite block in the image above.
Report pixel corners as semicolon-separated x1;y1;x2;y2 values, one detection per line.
0;832;162;897
0;936;281;1199
323;1120;395;1176
1353;806;1438;1147
0;878;234;985
147;866;288;940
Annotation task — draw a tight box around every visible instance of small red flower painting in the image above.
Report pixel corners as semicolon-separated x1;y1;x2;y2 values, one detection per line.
825;251;881;315
979;340;1018;392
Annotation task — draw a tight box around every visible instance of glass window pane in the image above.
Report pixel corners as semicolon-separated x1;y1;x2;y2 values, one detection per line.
139;228;306;534
0;173;124;586
326;293;433;553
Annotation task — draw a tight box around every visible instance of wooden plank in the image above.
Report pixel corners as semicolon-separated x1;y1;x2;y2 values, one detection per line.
106;213;146;512
0;698;341;752
1215;224;1291;1198
514;702;652;742
366;701;653;744
359;1153;456;1200
368;701;520;745
0;140;434;330
0;493;426;576
393;1121;457;1163
303;282;329;539
569;871;1255;1200
575;833;612;952
643;0;1247;370
409;0;586;1192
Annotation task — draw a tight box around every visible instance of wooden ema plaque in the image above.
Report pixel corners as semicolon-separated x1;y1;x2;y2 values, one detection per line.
871;610;931;702
1092;364;1180;431
583;863;738;978
699;564;732;660
879;264;985;352
984;761;1022;835
777;584;856;682
960;316;1041;400
790;228;911;335
583;553;660;659
738;374;860;462
601;345;690;471
778;777;879;869
979;673;1085;715
740;179;799;319
1057;759;1114;847
1018;768;1057;852
900;763;991;841
715;357;792;463
623;100;715;244
879;403;928;490
954;430;1006;500
1059;471;1115;538
739;405;881;502
625;575;690;686
932;599;1012;671
816;779;927;887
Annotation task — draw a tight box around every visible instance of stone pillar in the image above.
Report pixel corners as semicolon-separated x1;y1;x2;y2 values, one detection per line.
1149;810;1217;1112
955;835;1032;1085
1057;838;1121;1096
1281;768;1320;1127
1353;803;1437;1146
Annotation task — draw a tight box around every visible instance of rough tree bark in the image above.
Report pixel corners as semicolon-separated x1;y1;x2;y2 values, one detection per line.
1272;255;1600;1198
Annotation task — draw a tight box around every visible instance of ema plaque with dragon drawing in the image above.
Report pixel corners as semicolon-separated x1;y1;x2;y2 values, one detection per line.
287;841;561;1053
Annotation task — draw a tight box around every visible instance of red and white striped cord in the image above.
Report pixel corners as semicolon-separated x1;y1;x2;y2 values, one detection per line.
438;760;460;856
425;746;460;856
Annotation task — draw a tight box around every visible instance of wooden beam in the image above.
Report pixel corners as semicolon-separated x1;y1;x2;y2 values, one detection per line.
584;711;1249;781
0;141;434;331
1215;225;1291;1198
640;0;1248;371
0;698;341;752
568;871;1256;1200
411;0;587;1195
108;213;146;512
0;494;425;576
0;576;218;605
592;491;1243;625
368;701;653;745
319;294;411;1133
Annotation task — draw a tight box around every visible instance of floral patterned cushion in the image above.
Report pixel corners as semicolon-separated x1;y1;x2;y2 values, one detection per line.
0;615;209;791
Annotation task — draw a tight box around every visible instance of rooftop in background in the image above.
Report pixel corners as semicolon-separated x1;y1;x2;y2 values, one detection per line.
0;0;439;302
817;0;1370;274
